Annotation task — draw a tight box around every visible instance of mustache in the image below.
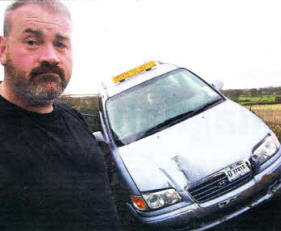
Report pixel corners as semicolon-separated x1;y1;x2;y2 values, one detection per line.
30;62;65;81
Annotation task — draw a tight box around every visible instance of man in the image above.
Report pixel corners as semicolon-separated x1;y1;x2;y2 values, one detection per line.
0;0;122;230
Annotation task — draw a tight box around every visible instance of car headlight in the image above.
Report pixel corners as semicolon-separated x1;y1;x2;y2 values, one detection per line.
131;189;181;211
252;134;280;165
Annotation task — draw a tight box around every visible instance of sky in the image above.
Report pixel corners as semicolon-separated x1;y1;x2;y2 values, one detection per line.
0;0;281;94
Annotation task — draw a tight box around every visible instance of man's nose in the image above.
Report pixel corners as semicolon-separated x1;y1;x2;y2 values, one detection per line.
39;44;60;64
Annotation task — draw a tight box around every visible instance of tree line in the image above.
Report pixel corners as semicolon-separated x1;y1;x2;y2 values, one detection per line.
222;87;281;103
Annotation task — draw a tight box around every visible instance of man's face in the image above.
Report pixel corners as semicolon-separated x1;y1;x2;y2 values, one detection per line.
1;4;72;106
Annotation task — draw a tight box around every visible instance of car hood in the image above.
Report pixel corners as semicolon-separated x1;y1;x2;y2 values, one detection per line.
118;100;270;192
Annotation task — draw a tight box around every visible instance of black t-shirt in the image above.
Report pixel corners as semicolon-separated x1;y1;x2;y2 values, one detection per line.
0;96;121;231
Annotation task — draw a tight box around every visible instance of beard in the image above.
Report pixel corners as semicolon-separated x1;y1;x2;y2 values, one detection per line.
5;58;70;107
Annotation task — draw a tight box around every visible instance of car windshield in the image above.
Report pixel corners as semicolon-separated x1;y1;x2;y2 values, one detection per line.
106;68;223;146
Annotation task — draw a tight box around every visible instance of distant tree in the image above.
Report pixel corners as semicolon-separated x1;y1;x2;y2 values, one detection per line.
222;89;243;101
232;89;243;100
223;86;281;99
250;88;258;97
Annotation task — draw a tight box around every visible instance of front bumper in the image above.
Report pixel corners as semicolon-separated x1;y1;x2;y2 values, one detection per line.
128;148;281;231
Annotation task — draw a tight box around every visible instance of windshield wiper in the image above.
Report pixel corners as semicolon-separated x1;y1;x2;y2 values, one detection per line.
144;110;195;136
193;97;224;115
143;97;224;137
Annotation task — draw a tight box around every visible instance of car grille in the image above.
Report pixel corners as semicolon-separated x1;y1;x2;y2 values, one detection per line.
188;171;252;203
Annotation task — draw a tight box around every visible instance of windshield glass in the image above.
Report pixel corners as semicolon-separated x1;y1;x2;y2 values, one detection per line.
106;68;223;146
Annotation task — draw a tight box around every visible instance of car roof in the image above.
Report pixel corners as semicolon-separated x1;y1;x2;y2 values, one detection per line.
101;62;179;99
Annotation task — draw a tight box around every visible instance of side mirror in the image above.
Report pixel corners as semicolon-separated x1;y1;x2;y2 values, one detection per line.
93;131;107;144
212;79;224;91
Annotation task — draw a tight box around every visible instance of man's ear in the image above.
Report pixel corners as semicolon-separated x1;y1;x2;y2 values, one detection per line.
0;36;7;65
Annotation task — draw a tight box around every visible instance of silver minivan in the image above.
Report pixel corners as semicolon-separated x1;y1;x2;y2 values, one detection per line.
94;61;281;230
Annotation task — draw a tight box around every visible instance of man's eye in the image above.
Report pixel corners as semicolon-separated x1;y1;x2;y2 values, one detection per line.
54;41;66;49
25;40;37;46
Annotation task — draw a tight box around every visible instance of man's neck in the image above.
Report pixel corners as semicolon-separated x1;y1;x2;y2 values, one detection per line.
0;81;54;114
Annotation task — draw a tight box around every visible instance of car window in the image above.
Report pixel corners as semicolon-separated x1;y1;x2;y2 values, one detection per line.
106;68;222;146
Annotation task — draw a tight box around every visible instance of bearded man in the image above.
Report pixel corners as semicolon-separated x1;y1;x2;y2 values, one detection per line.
0;1;122;230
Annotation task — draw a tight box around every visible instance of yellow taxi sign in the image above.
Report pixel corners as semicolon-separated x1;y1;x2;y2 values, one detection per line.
112;61;157;83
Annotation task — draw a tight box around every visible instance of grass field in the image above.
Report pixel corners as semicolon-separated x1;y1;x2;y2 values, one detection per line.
237;96;276;105
246;104;281;141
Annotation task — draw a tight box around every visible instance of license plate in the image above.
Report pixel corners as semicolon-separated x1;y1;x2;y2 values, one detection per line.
224;160;251;182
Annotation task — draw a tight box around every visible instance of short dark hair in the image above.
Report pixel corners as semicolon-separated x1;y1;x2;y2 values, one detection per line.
3;0;71;37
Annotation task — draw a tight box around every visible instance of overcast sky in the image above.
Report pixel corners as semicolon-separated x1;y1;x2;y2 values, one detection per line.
0;0;281;94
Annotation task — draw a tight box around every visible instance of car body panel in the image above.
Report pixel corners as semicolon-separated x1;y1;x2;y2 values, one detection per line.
127;147;281;231
118;99;269;192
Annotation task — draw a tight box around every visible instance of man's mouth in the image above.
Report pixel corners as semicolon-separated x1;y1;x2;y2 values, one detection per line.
31;72;62;85
30;63;65;82
36;72;60;77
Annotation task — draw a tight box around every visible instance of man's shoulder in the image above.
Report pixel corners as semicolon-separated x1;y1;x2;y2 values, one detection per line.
54;99;76;113
54;99;86;124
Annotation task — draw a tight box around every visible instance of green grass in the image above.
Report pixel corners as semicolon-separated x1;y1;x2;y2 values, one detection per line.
237;95;276;105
